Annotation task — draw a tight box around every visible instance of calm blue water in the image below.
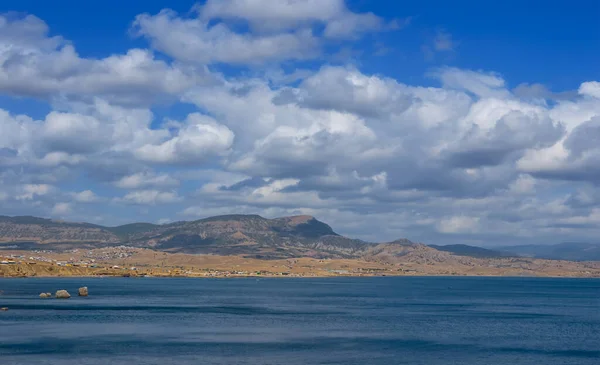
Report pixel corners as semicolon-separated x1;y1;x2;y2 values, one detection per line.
0;277;598;365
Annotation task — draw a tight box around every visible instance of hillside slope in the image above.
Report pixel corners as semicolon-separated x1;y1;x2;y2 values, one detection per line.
0;214;369;259
497;243;600;261
429;244;514;258
2;215;597;263
0;216;119;244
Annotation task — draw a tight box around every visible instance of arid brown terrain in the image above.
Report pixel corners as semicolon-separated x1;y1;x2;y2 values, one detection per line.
2;246;599;279
1;214;599;278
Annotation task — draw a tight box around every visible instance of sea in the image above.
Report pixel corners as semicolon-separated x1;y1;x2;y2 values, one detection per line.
0;277;598;365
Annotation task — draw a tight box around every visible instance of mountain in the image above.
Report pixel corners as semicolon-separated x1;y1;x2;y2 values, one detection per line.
124;214;370;259
0;214;477;262
0;215;120;245
106;223;160;240
0;214;373;259
496;243;600;261
428;244;514;259
2;214;599;262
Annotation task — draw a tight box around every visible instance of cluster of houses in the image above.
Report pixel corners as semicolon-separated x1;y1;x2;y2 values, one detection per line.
194;269;316;277
0;253;140;271
81;246;135;261
1;254;28;265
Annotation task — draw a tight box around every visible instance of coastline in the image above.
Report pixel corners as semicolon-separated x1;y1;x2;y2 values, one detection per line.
3;274;600;279
3;248;600;279
2;263;599;279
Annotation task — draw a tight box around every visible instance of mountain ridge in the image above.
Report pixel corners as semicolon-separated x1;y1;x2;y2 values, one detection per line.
1;214;597;262
1;214;468;263
0;214;374;259
429;244;514;259
494;242;600;261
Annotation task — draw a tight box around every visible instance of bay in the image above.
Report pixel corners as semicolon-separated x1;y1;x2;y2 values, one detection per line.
0;277;598;365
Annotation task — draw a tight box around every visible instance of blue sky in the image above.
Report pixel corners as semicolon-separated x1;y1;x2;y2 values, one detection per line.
0;0;599;246
6;0;598;88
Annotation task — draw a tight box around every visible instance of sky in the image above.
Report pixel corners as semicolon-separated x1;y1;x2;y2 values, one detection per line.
0;0;599;246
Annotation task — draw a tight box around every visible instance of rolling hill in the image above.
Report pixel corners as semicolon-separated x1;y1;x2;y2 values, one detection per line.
1;214;598;263
496;242;600;261
0;214;384;259
428;244;515;258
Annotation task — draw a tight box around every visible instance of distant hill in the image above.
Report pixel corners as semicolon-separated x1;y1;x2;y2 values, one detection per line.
0;214;485;263
105;223;160;240
0;214;373;259
0;215;119;245
496;243;600;261
428;244;514;258
2;214;599;263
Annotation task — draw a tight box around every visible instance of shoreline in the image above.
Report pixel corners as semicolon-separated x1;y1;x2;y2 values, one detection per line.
2;273;600;279
3;249;600;279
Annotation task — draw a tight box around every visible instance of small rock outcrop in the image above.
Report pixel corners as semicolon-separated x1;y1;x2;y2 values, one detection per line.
78;287;88;297
39;292;51;298
55;290;70;299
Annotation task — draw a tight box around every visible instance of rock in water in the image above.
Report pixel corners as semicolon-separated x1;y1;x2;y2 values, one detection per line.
78;287;88;297
39;292;51;298
55;290;71;299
